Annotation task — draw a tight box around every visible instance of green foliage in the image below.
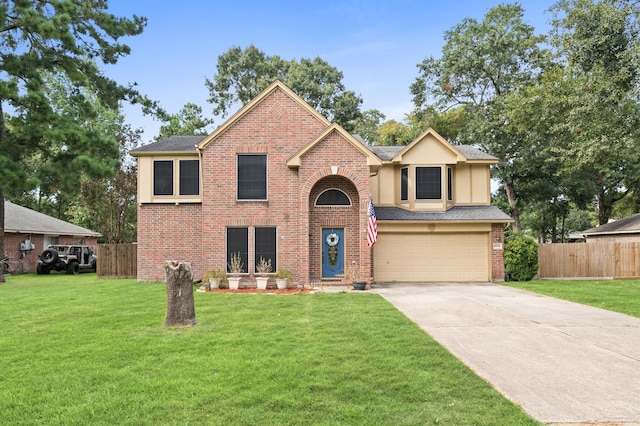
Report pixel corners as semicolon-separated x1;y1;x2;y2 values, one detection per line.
504;234;539;281
411;3;551;232
0;1;148;279
0;274;540;425
547;0;640;225
351;108;385;145
157;102;213;140
205;45;363;130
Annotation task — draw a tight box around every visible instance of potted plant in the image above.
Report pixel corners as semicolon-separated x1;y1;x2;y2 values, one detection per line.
275;268;292;289
255;256;272;290
227;252;244;290
205;268;226;289
341;262;368;290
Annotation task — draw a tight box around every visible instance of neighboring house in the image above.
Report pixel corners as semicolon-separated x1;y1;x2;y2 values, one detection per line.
581;213;640;243
4;200;101;272
130;81;511;284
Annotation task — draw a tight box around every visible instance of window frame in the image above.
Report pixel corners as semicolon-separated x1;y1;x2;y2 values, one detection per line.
415;166;442;200
400;167;409;201
237;154;268;201
152;158;200;199
153;160;174;196
447;166;453;201
179;159;200;196
226;227;249;274
254;227;277;274
315;189;352;206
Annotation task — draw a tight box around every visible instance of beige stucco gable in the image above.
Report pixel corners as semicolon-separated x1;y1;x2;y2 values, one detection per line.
286;124;382;169
197;80;331;150
391;128;466;164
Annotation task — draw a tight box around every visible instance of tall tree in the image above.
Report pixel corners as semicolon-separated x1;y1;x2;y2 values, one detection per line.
410;3;550;231
205;45;363;131
351;109;385;145
157;103;213;140
0;1;146;282
549;0;640;225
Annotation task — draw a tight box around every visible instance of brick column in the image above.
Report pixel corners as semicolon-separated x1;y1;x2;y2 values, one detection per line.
491;223;506;281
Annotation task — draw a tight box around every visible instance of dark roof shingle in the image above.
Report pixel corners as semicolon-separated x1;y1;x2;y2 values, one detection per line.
130;135;205;153
375;205;512;222
581;213;640;235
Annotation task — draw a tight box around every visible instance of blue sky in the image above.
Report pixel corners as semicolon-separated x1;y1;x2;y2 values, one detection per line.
104;0;557;144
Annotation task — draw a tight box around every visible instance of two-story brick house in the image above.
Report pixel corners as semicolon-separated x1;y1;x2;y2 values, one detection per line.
131;80;511;284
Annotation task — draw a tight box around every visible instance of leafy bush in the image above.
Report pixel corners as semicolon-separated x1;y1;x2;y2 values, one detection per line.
504;234;538;281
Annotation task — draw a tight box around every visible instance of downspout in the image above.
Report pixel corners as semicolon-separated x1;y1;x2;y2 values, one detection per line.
197;144;204;280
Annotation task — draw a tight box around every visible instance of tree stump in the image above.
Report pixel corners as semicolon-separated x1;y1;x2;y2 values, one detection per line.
164;261;196;327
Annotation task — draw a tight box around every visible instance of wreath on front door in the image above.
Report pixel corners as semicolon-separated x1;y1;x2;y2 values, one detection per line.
326;232;339;268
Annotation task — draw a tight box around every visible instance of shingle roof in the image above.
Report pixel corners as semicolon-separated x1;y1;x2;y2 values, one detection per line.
130;134;497;163
368;144;497;162
375;205;512;222
130;135;205;153
581;213;640;236
4;201;101;237
456;145;498;161
369;146;402;161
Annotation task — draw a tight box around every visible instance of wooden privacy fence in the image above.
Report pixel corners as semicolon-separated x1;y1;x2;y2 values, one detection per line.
97;244;137;278
538;242;640;279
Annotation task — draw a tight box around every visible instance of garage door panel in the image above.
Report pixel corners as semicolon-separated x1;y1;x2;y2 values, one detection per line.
374;233;489;282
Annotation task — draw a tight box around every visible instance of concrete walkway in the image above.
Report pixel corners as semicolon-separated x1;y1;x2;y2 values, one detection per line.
372;282;640;425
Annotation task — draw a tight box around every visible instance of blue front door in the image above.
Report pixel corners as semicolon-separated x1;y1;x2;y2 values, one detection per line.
322;228;344;278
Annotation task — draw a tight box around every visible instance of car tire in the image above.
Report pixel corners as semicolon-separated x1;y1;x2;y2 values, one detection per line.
67;261;80;275
41;248;58;265
37;264;50;275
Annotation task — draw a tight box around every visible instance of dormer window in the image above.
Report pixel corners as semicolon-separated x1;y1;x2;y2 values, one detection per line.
416;167;441;200
400;168;408;201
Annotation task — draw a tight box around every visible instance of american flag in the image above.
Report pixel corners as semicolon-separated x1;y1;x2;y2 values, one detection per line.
367;198;377;248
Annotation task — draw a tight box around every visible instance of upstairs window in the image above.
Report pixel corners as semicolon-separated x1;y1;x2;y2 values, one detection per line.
447;167;453;201
316;189;351;206
400;168;408;201
179;160;200;196
153;159;200;197
237;154;267;200
416;166;441;200
153;160;173;196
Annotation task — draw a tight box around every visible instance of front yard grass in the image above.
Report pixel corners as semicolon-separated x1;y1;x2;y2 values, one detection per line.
503;279;640;318
0;274;540;425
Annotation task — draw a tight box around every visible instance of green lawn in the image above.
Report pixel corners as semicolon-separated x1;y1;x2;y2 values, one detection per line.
503;279;640;318
0;274;540;425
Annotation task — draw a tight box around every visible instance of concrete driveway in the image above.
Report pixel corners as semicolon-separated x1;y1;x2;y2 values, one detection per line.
372;282;640;425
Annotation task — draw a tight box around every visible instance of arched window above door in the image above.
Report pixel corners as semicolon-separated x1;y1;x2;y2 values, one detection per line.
315;189;352;206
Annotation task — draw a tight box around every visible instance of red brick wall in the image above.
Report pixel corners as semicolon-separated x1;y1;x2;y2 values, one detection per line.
137;86;373;284
491;223;506;281
301;132;372;284
197;87;329;286
137;203;203;281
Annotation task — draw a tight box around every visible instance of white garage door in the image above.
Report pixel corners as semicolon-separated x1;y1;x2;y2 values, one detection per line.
374;233;489;282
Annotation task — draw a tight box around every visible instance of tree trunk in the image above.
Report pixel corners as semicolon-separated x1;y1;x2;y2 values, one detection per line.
164;261;196;327
504;181;522;232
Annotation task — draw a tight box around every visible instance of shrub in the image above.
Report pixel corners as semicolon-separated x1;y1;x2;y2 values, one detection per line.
504;234;538;281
